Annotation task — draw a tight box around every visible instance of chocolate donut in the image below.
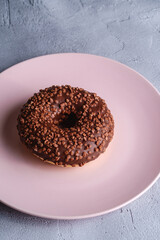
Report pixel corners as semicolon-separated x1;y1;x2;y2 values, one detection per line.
17;85;114;167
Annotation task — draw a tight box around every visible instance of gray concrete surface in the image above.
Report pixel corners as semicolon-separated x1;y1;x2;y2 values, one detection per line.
0;0;160;239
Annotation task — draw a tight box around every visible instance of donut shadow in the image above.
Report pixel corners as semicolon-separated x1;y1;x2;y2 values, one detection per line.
2;103;49;167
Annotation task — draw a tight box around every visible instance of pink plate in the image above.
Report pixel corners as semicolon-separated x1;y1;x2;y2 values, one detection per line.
0;53;160;219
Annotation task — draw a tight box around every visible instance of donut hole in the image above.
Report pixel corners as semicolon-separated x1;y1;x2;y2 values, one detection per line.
59;112;79;128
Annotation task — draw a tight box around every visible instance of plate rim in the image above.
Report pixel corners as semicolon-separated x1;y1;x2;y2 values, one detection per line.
0;53;160;220
0;173;159;220
1;52;159;97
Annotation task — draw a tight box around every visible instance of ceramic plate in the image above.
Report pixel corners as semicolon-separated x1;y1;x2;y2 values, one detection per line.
0;53;160;219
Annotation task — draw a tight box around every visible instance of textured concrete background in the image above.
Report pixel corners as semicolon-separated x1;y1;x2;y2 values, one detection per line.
0;0;160;239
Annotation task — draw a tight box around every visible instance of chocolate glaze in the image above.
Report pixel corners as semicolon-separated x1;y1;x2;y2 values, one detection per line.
17;85;114;167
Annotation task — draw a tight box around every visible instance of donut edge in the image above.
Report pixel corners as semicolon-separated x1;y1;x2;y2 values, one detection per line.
33;153;82;167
